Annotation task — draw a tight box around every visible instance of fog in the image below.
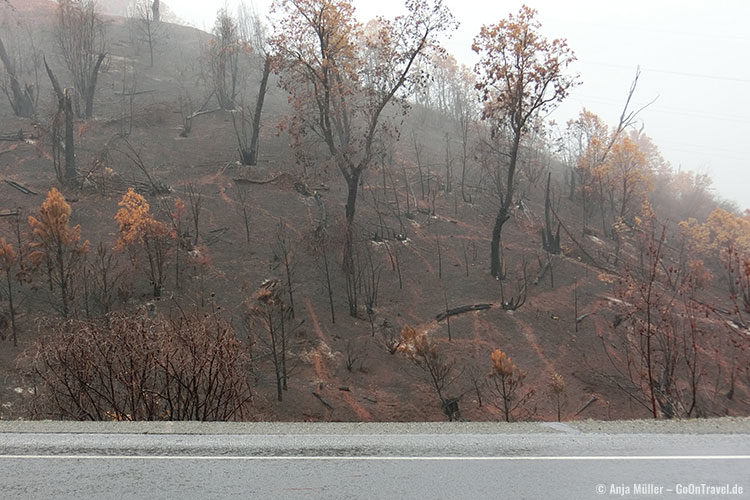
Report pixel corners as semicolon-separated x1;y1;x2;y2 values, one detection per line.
170;0;750;211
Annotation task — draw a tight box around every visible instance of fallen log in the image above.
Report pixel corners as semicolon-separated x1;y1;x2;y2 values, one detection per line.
114;89;157;96
576;312;594;323
4;180;37;195
0;209;20;218
312;391;333;410
436;303;492;322
574;396;598;417
233;173;284;185
188;107;222;120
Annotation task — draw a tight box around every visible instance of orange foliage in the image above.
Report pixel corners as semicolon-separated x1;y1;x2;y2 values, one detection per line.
28;188;90;316
472;5;578;124
679;207;750;298
115;189;169;248
490;348;517;377
705;208;750;255
0;237;18;273
28;188;89;258
488;348;534;422
115;188;173;297
398;324;457;416
569;109;609;177
0;237;20;345
398;325;434;361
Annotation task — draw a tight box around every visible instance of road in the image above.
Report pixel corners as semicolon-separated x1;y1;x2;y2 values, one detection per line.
0;419;748;499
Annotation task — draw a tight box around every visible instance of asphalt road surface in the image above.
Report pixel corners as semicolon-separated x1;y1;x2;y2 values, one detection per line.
0;419;748;499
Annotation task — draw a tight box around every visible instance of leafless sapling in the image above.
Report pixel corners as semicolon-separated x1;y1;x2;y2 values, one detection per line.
88;241;122;315
247;279;300;401
127;0;163;67
206;9;243;110
234;183;252;245
500;260;528;311
361;246;381;336
549;372;567;422
273;221;296;319
185;184;203;247
56;0;107;119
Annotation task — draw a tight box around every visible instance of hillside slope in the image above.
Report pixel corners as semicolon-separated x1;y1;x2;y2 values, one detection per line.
0;1;748;422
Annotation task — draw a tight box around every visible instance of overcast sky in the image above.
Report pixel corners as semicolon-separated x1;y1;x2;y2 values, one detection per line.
168;0;750;211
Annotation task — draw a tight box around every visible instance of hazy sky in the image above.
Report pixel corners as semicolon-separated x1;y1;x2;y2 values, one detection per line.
169;0;750;211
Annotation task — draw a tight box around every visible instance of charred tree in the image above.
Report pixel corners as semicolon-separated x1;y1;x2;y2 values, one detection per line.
541;172;561;254
44;56;76;187
0;36;36;118
56;0;107;118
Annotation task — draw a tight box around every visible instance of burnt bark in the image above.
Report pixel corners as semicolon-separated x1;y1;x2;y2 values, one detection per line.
248;56;271;164
63;89;76;185
82;52;106;119
0;36;35;118
44;56;76;187
343;170;361;272
489;127;521;278
542;171;561;254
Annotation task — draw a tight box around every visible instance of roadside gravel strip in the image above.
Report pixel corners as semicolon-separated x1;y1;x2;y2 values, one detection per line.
0;417;748;458
1;416;749;435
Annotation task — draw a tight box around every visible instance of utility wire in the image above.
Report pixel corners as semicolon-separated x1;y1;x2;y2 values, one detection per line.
578;61;750;84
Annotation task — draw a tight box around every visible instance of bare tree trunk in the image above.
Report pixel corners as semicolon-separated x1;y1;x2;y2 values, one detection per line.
343;172;360;272
56;245;70;317
83;53;106;119
5;269;18;347
147;23;154;67
460;131;470;203
248;57;271;165
0;37;35;118
63;89;76;186
490;129;521;277
321;242;335;324
542;172;561;254
152;0;160;22
342;172;363;317
45;56;77;187
280;308;288;390
489;210;510;278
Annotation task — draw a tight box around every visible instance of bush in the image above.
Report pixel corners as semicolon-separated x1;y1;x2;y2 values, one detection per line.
24;310;253;421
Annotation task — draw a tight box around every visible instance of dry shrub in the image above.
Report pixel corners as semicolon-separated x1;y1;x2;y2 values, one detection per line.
24;310;253;421
398;325;460;420
488;349;536;422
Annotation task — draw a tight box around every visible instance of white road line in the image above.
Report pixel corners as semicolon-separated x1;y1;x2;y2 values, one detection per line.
0;455;748;461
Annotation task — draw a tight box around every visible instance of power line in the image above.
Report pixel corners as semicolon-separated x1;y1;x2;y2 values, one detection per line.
577;60;750;83
568;95;750;124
